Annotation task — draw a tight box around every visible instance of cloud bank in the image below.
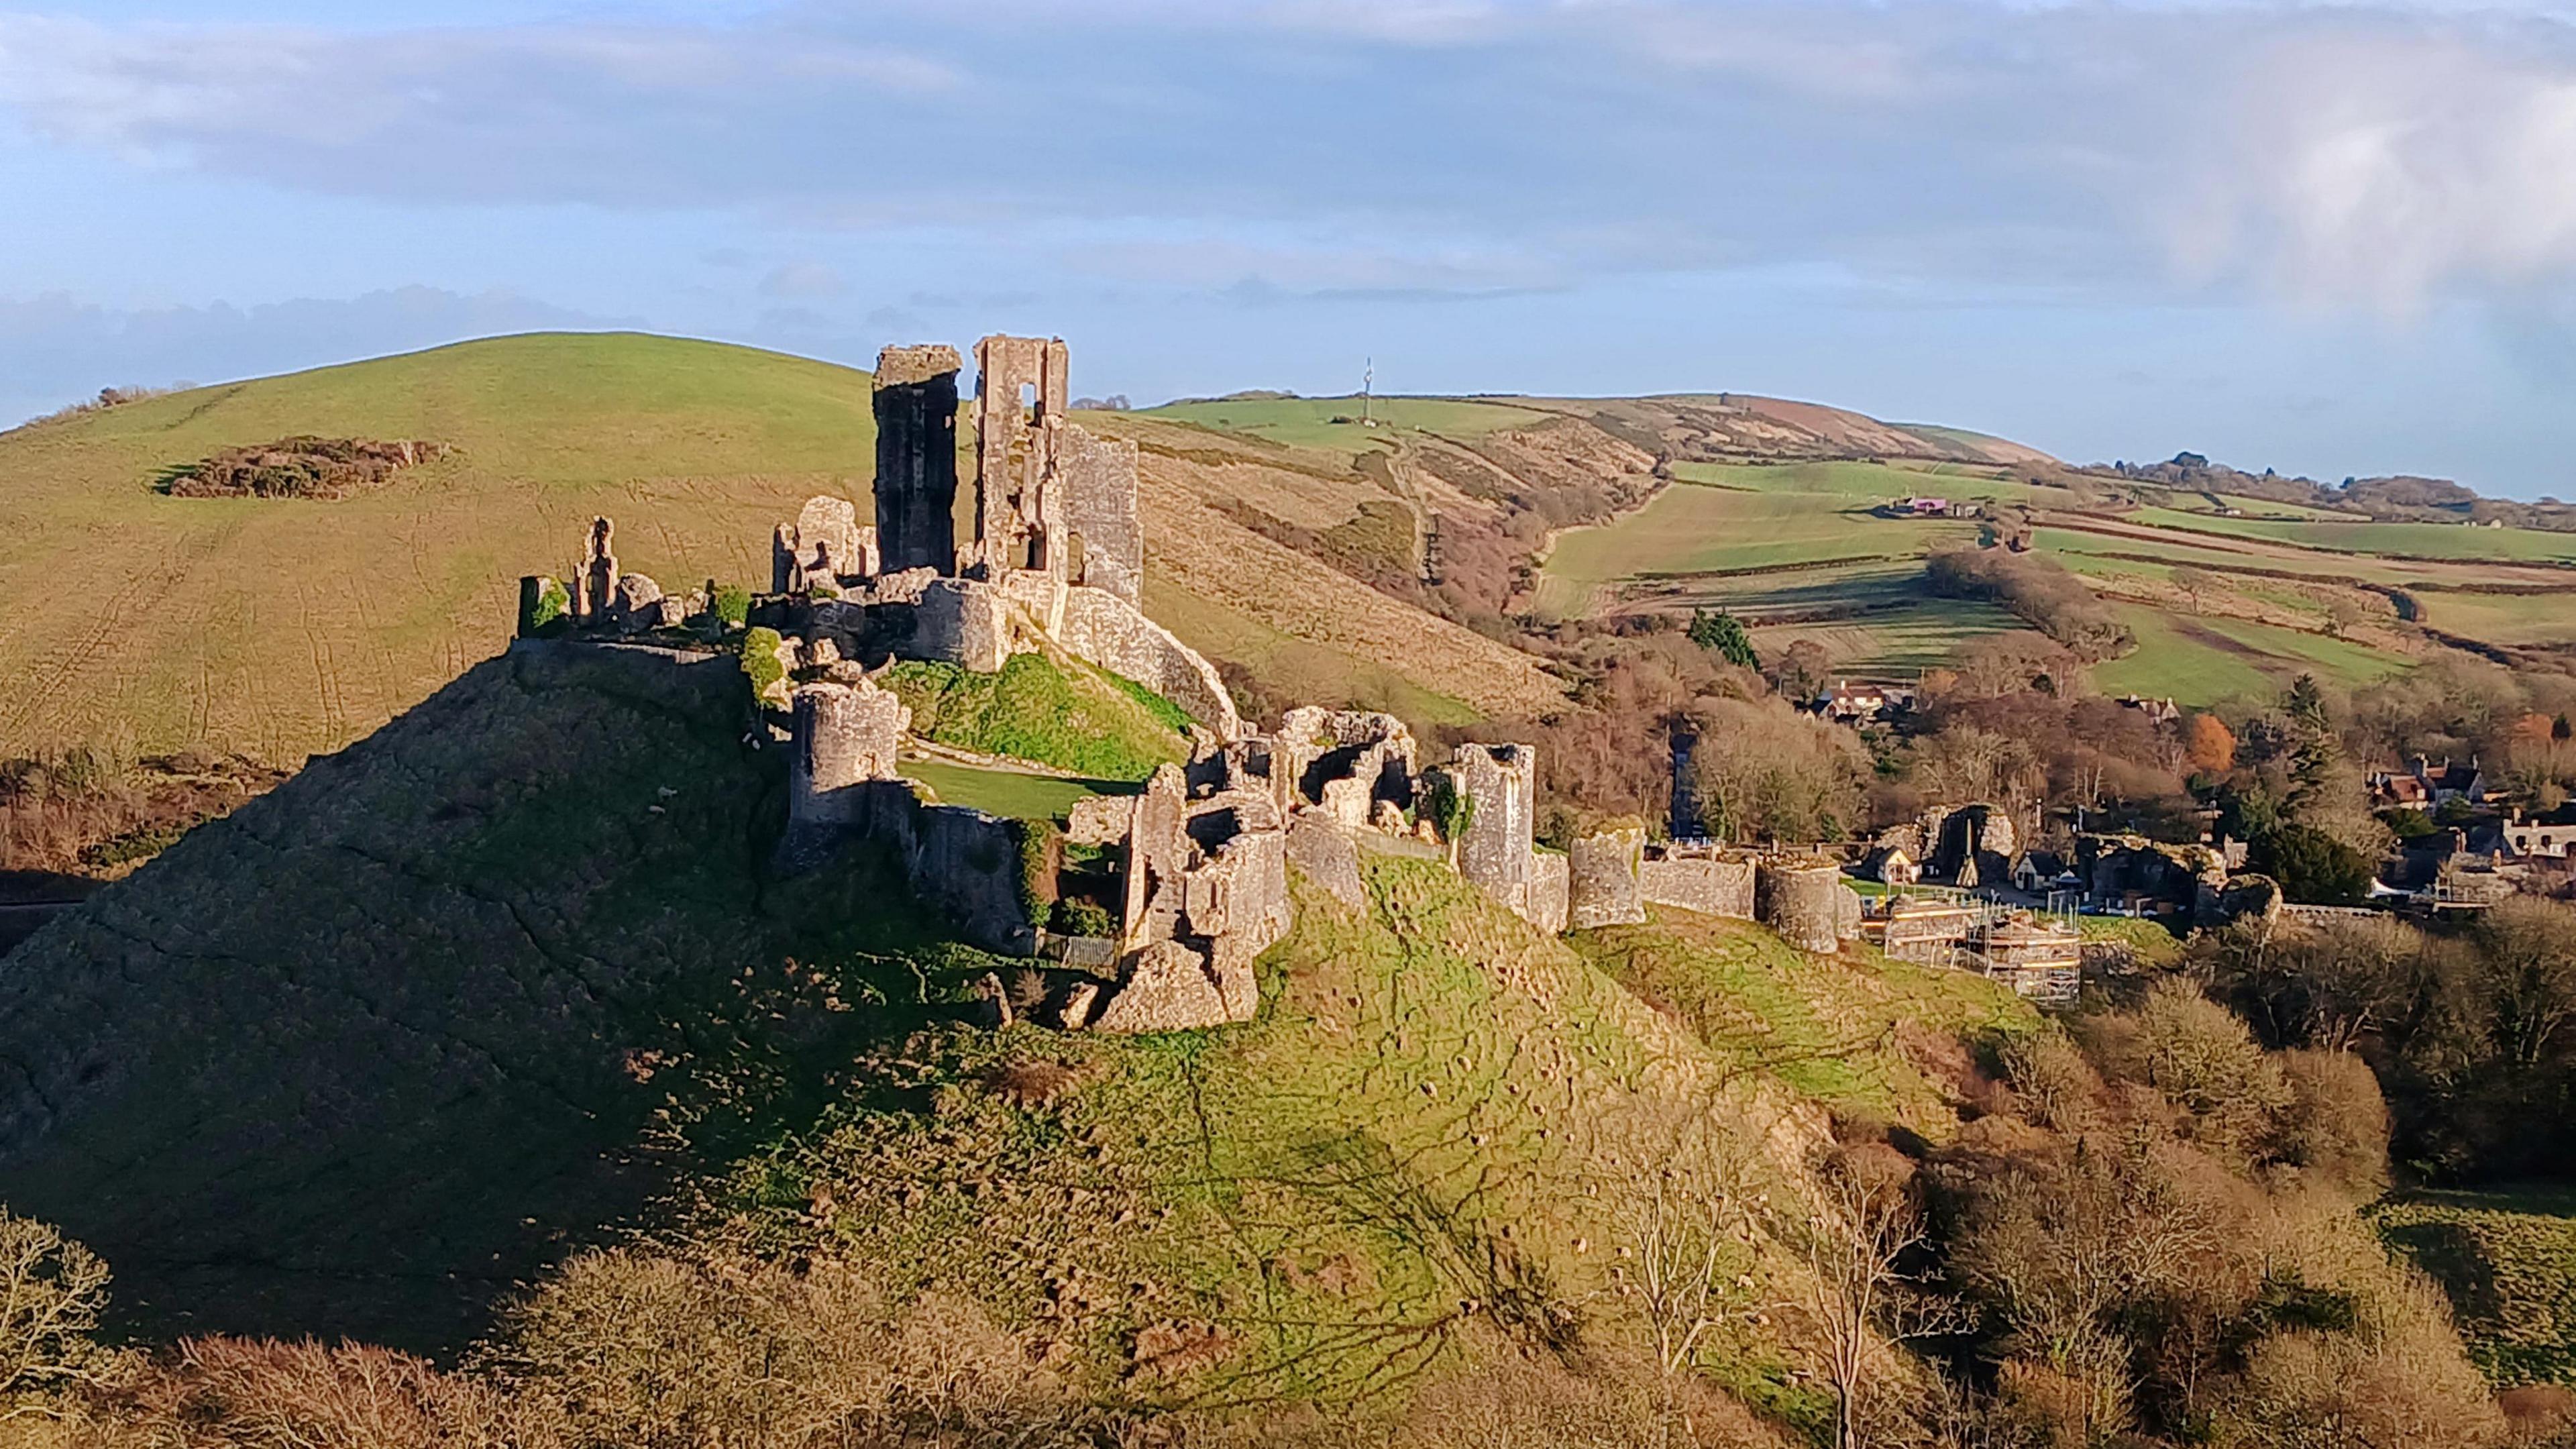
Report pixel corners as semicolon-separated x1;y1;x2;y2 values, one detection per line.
2;3;2575;309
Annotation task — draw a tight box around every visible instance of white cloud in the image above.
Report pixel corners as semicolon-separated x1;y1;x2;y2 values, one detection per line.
4;3;2576;311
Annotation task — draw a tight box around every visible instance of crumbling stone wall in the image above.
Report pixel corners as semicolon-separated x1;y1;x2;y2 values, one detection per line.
971;335;1071;580
873;345;963;575
908;579;1016;674
1061;424;1143;607
786;680;909;829
572;516;617;625
1568;826;1646;929
1093;765;1290;1031
778;778;1034;954
1927;804;2018;888
774;495;877;594
1453;743;1546;926
1758;857;1847;954
1638;849;1757;919
1285;810;1366;911
1275;707;1416;828
1055;585;1242;740
1528;851;1570;935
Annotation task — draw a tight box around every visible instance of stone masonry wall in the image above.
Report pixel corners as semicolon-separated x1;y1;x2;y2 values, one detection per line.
786;680;909;829
908;579;1014;674
1639;854;1757;919
1055;585;1242;740
1061;423;1143;608
872;344;963;576
1453;744;1542;926
1567;826;1647;929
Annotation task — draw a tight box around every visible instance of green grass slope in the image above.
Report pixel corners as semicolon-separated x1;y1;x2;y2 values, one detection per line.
719;851;2035;1425
884;651;1191;782
0;631;2040;1431
0;333;882;763
0;333;1566;764
2381;1187;2576;1387
0;640;1011;1352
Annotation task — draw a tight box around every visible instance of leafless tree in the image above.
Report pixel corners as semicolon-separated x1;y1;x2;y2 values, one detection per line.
1793;1149;1967;1449
0;1209;114;1409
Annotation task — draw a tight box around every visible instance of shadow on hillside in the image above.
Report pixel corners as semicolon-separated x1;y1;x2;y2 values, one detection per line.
0;642;1000;1356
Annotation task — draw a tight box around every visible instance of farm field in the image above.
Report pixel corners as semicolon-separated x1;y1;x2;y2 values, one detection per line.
1141;394;1547;449
1674;457;2053;507
1536;470;1980;618
2090;604;2410;706
2129;506;2576;564
2412;590;2576;648
1749;598;2023;679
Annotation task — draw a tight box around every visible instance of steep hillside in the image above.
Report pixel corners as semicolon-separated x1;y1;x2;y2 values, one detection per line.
0;641;1011;1350
0;334;1565;764
0;632;2027;1399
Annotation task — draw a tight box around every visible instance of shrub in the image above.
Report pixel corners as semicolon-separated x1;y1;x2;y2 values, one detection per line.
1686;608;1758;669
738;628;787;708
710;584;750;629
0;1210;113;1402
1012;819;1061;922
2272;1047;2390;1194
1052;898;1114;938
120;1336;525;1448
1422;773;1474;846
1998;1028;2103;1132
482;1247;1073;1447
2135;978;2293;1157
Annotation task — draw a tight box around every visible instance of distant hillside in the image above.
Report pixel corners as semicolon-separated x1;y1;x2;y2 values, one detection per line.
0;333;1564;765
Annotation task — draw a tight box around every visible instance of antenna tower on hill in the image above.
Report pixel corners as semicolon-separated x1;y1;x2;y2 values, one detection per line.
1362;358;1375;427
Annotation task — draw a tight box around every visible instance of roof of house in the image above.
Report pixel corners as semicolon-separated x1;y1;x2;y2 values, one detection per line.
2017;850;2069;879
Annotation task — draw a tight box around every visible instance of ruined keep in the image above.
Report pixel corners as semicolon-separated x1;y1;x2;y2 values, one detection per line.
871;344;963;574
1450;743;1570;933
970;334;1072;579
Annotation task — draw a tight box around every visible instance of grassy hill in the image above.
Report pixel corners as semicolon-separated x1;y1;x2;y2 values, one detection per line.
2381;1187;2576;1387
0;634;2037;1430
0;641;1022;1350
10;326;2565;755
1532;454;2576;705
0;333;1565;765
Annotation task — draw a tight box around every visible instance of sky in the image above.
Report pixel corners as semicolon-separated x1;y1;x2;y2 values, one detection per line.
5;2;2576;496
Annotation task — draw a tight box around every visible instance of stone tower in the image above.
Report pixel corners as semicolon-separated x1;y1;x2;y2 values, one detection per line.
872;343;964;575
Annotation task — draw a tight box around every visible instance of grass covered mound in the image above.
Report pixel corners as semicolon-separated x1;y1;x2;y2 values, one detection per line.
160;435;451;499
0;641;1010;1353
885;651;1192;782
1566;907;2039;1117
2380;1188;2576;1386
710;853;1839;1420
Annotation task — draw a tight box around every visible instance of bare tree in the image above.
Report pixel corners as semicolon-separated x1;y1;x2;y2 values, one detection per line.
0;1210;114;1408
1618;1152;1762;1378
1794;1148;1966;1449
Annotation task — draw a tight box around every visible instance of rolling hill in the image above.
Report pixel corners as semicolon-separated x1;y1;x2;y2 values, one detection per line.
6;328;2566;763
0;333;1564;766
0;630;2033;1419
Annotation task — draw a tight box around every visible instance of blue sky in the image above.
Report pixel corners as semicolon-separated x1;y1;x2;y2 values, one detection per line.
5;2;2576;496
